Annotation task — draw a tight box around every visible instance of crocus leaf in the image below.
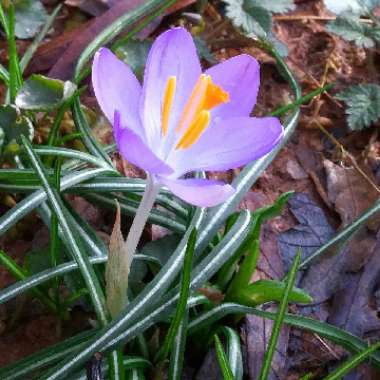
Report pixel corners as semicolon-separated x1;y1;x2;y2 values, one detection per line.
0;127;4;156
335;83;380;130
12;0;47;39
239;279;313;306
15;74;77;111
0;105;33;155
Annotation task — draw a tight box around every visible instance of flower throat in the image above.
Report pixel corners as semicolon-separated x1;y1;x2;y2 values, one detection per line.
161;74;229;149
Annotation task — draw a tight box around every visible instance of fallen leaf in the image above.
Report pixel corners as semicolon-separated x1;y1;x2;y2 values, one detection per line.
328;237;380;337
278;192;335;271
242;308;289;380
324;159;379;227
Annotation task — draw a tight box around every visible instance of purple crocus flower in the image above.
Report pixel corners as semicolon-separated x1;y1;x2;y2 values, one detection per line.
92;27;283;207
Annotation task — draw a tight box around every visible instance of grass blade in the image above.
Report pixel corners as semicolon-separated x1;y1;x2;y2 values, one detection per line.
168;317;188;380
324;342;380;380
214;334;234;380
19;5;62;72
0;249;56;312
258;250;301;380
188;303;380;370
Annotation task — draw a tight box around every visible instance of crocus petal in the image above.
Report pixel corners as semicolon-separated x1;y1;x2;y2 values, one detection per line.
92;48;143;137
171;116;283;176
114;112;173;175
205;54;260;120
160;178;235;207
140;27;201;146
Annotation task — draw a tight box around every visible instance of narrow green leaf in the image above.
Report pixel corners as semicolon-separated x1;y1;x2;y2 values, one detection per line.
324;342;380;380
21;136;109;325
0;249;56;312
299;197;380;269
0;168;110;237
7;3;22;103
188;303;380;370
20;4;62;72
73;0;176;82
222;327;243;380
72;97;114;167
226;239;260;298
259;250;301;380
156;229;196;363
214;334;234;380
0;255;159;305
168;317;188;380
270;83;333;117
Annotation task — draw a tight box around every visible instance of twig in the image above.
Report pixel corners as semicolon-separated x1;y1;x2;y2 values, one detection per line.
274;15;373;24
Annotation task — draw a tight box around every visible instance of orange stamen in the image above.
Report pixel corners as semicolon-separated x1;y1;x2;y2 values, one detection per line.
161;76;176;136
175;75;229;149
176;110;210;149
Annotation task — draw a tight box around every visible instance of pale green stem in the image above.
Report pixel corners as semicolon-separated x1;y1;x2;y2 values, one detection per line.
124;175;160;262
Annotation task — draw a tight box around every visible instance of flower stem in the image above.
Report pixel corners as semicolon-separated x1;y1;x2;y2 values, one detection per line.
124;175;160;263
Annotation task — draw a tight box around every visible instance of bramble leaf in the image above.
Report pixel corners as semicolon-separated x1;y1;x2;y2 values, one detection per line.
324;0;380;15
224;0;271;38
244;0;295;13
336;84;380;130
326;15;380;48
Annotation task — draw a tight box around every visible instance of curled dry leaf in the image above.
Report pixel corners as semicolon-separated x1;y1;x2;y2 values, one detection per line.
106;201;131;318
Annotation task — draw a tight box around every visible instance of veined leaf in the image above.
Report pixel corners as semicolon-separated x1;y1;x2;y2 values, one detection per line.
223;0;271;38
336;83;380;130
326;15;380;48
324;0;380;15
244;0;295;13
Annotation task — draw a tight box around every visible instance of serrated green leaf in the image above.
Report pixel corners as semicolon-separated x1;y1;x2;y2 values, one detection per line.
336;83;380;130
15;74;77;111
244;0;295;13
324;0;380;15
223;0;271;38
326;15;380;48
